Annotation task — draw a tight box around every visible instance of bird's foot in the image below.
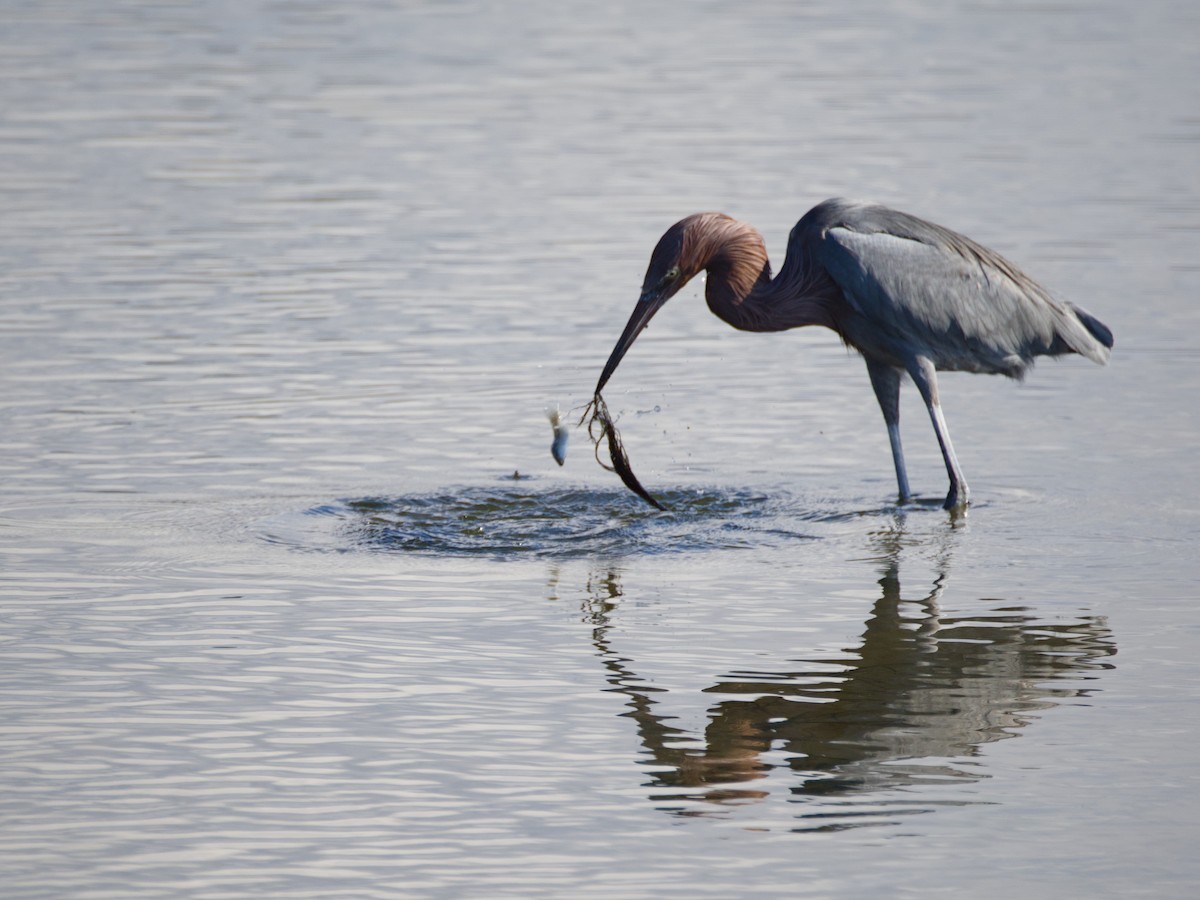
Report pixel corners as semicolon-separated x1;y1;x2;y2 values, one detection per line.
942;488;970;513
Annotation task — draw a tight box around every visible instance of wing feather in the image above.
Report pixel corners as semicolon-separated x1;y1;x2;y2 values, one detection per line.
794;199;1109;375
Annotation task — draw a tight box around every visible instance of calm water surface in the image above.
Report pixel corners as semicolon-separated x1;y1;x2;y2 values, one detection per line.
1;1;1198;897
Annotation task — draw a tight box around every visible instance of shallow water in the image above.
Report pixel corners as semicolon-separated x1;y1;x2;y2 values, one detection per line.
2;1;1199;897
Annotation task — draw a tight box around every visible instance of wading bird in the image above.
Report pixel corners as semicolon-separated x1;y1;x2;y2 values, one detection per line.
595;198;1113;510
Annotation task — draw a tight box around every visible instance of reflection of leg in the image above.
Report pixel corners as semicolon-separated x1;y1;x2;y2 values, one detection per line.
906;357;969;510
913;572;945;650
866;359;911;503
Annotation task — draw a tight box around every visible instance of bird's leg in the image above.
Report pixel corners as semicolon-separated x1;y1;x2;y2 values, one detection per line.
865;359;912;504
906;358;970;511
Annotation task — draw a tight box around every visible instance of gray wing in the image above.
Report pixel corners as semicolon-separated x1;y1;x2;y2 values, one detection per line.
794;199;1110;376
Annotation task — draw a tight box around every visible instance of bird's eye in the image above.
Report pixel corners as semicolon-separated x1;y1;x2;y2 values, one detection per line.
664;266;680;284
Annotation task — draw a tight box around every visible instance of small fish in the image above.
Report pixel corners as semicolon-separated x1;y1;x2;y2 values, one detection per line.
546;405;569;466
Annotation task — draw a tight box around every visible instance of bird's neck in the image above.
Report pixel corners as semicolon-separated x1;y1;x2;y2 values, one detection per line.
701;229;840;333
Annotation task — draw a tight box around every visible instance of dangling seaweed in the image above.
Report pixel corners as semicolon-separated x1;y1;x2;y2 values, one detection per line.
581;393;667;510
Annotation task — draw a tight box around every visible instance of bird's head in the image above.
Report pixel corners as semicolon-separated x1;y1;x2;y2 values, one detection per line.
595;213;738;393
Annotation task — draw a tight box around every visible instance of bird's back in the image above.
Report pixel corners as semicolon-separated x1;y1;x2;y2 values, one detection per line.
791;198;1113;377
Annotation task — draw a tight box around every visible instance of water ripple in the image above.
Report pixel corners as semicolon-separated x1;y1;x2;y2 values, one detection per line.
261;485;835;559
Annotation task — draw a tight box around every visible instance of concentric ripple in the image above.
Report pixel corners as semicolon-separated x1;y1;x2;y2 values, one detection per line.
261;484;831;559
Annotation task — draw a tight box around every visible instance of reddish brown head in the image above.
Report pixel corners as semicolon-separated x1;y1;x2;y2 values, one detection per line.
595;213;768;393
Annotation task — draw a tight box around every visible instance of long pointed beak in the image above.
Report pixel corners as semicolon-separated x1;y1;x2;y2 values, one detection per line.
595;290;669;394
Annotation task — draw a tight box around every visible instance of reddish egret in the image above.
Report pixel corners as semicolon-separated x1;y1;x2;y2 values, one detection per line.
595;198;1113;510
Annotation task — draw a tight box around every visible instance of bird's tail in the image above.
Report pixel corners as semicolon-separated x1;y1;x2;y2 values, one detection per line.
1070;303;1114;350
1058;302;1114;364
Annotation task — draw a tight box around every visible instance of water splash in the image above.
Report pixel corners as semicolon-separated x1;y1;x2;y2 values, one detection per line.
262;485;826;559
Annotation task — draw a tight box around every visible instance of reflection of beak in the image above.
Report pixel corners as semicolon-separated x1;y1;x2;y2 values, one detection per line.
595;289;671;394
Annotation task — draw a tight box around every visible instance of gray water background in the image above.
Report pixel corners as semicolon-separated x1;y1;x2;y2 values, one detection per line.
1;1;1198;897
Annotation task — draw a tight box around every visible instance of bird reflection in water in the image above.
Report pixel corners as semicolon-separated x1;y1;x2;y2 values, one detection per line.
576;529;1115;830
